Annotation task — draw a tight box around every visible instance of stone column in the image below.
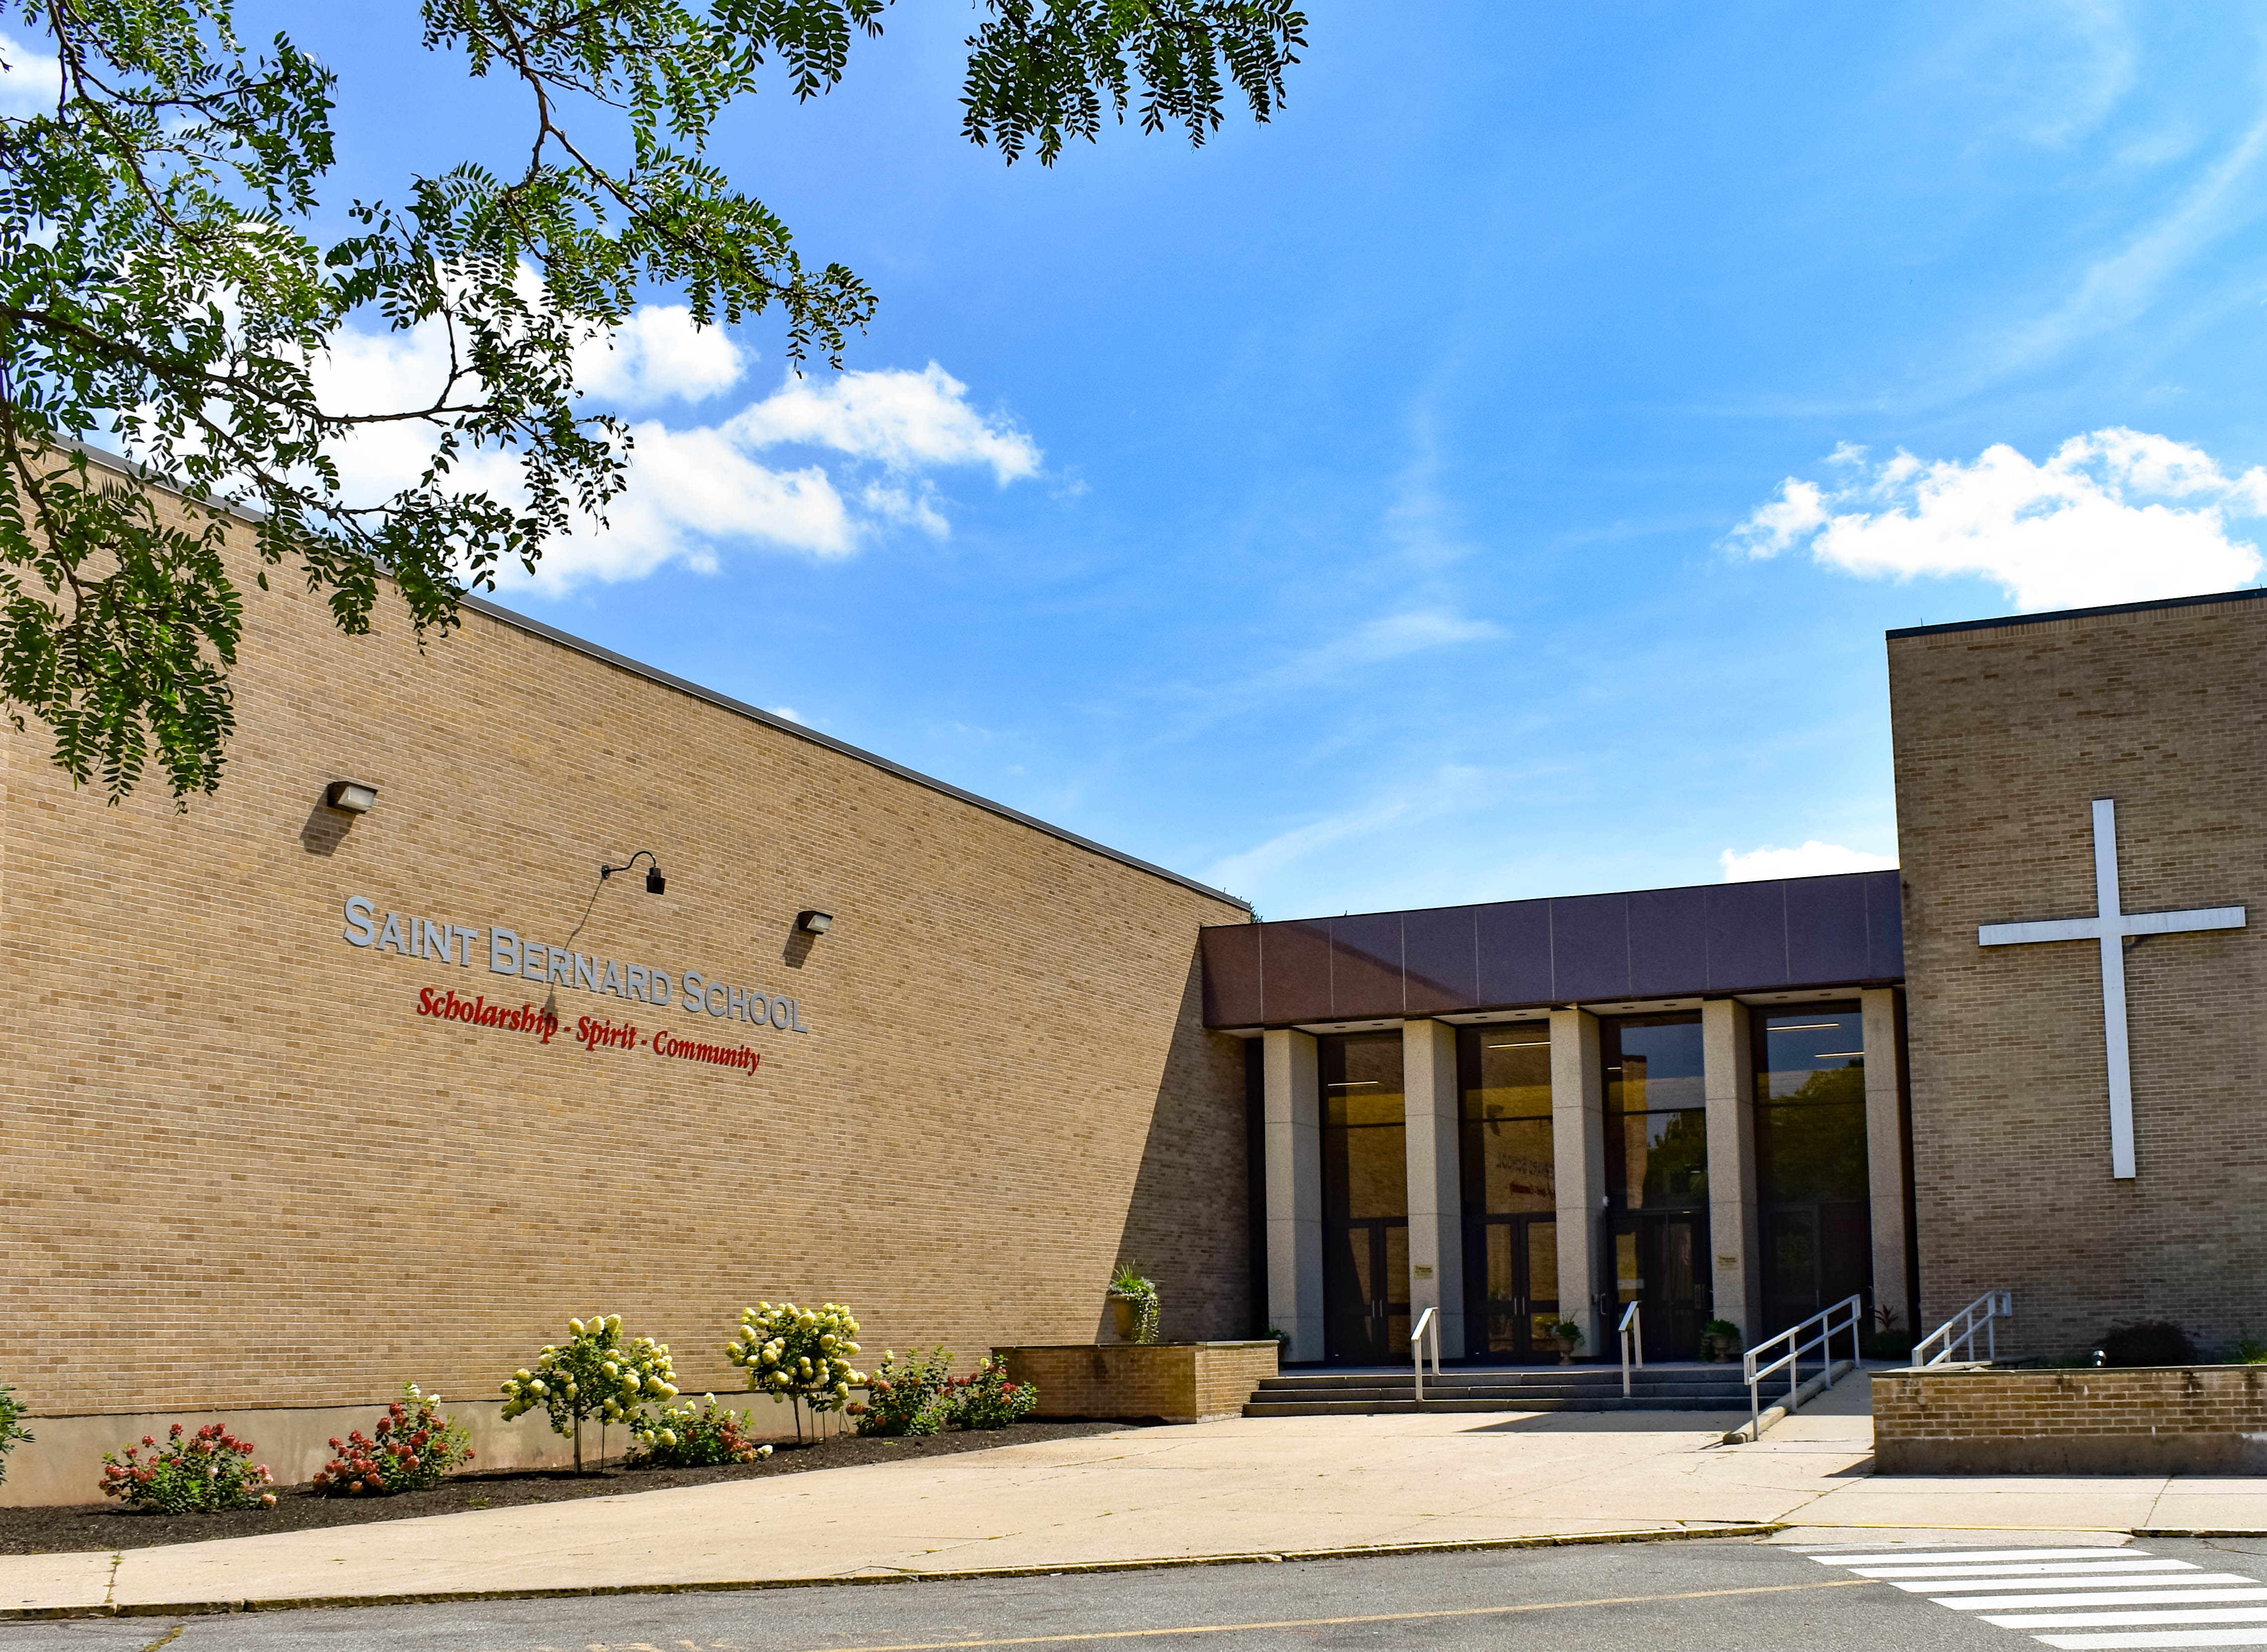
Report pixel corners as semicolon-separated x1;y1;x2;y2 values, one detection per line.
1262;1028;1325;1363
1861;987;1913;1337
1402;1018;1462;1359
1549;1008;1605;1352
1701;997;1760;1344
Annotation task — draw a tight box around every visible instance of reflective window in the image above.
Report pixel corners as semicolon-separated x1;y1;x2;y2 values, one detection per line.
1602;1015;1707;1209
1752;1005;1873;1334
1320;1032;1406;1220
1458;1023;1553;1215
1753;1008;1869;1203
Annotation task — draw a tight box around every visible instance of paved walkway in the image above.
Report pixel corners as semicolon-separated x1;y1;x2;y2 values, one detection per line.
4;1384;2263;1618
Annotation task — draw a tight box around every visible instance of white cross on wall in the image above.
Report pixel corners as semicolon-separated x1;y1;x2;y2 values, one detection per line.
1977;797;2244;1180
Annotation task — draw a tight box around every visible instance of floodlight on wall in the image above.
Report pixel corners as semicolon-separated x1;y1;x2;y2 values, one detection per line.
325;780;378;814
795;909;834;935
600;849;666;895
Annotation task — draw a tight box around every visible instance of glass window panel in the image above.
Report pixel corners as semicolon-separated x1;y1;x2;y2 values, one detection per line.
1322;1031;1405;1124
1755;1101;1868;1202
1754;1006;1866;1105
1526;1220;1558;1304
1605;1106;1709;1208
1603;1015;1704;1115
1615;1228;1641;1305
1459;1024;1552;1120
1464;1113;1554;1215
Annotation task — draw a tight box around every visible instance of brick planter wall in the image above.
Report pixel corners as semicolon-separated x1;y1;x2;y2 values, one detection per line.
1873;1367;2267;1474
996;1342;1280;1424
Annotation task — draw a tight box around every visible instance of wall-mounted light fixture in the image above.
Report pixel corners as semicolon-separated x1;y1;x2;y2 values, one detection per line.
795;909;834;935
325;780;378;814
600;849;666;895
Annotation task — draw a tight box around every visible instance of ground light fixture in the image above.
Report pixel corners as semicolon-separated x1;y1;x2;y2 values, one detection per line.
324;780;378;814
795;909;834;935
600;850;666;895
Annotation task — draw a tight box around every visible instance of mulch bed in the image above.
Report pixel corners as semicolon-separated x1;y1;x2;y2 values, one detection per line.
0;1419;1135;1555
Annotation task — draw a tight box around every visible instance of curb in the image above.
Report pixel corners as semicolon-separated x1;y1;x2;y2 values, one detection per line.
2;1523;1790;1621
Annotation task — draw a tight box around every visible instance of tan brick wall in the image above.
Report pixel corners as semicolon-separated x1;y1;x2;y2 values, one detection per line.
996;1342;1279;1421
1873;1368;2267;1474
1888;596;2267;1359
0;488;1254;1448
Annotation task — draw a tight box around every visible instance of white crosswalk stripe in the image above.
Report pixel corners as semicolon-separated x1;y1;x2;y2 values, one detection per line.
1801;1544;2267;1649
1893;1575;2259;1596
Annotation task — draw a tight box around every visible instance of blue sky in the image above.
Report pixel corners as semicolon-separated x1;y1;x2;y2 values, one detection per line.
57;3;2267;917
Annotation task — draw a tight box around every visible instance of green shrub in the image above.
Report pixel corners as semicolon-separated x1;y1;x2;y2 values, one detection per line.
2236;1331;2267;1365
99;1423;275;1513
853;1348;955;1436
627;1395;775;1467
0;1376;30;1486
727;1302;866;1415
947;1356;1039;1430
311;1383;473;1497
500;1314;679;1471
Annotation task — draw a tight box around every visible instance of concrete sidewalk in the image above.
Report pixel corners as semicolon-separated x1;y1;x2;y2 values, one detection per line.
4;1391;2262;1619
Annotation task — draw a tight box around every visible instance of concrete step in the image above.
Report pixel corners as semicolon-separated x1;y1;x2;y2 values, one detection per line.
1241;1394;1757;1417
1241;1363;1771;1417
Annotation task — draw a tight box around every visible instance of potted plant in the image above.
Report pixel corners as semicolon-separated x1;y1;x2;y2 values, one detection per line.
1548;1319;1583;1365
1702;1319;1743;1363
1107;1261;1161;1344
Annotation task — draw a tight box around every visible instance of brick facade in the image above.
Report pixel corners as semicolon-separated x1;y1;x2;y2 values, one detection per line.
0;480;1253;1489
1888;593;2267;1360
1873;1368;2267;1474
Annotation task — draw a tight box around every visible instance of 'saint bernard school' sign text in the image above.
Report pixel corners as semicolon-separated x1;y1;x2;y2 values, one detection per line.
341;893;809;1080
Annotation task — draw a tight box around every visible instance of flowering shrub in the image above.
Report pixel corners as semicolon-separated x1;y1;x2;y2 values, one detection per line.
99;1423;276;1513
0;1376;31;1486
311;1383;474;1497
500;1314;679;1471
626;1394;776;1468
852;1348;954;1437
946;1356;1040;1430
726;1302;866;1416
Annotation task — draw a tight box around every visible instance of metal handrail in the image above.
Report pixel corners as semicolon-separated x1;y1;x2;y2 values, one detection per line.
1741;1293;1862;1442
1411;1305;1441;1403
1619;1301;1644;1398
1913;1291;2013;1367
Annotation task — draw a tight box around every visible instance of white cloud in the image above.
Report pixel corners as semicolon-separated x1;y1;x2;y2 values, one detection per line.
572;305;748;409
1340;610;1503;663
728;363;1040;484
1720;841;1898;882
1725;428;2267;611
769;705;801;723
0;31;61;117
296;313;1036;593
1204;766;1484;891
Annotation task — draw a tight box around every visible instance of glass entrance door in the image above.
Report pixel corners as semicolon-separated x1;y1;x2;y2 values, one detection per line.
1611;1212;1708;1361
1468;1215;1558;1360
1325;1219;1410;1364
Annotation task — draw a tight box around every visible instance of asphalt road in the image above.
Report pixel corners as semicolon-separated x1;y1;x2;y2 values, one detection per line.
6;1535;2267;1652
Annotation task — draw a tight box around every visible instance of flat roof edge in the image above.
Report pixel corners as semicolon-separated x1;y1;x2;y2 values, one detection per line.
60;438;1251;912
1886;585;2267;639
1203;865;1899;932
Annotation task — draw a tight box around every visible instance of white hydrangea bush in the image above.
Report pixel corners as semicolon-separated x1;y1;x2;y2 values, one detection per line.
500;1313;679;1471
726;1302;867;1420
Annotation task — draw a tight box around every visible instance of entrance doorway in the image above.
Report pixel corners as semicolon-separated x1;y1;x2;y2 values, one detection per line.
1610;1213;1708;1361
1467;1214;1558;1361
1325;1218;1410;1364
1761;1202;1871;1336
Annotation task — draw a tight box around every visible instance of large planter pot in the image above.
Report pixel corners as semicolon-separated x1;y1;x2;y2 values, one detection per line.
1109;1296;1138;1341
1554;1337;1578;1365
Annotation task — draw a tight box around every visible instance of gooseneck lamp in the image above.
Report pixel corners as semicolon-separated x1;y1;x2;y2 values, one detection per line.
600;849;666;895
